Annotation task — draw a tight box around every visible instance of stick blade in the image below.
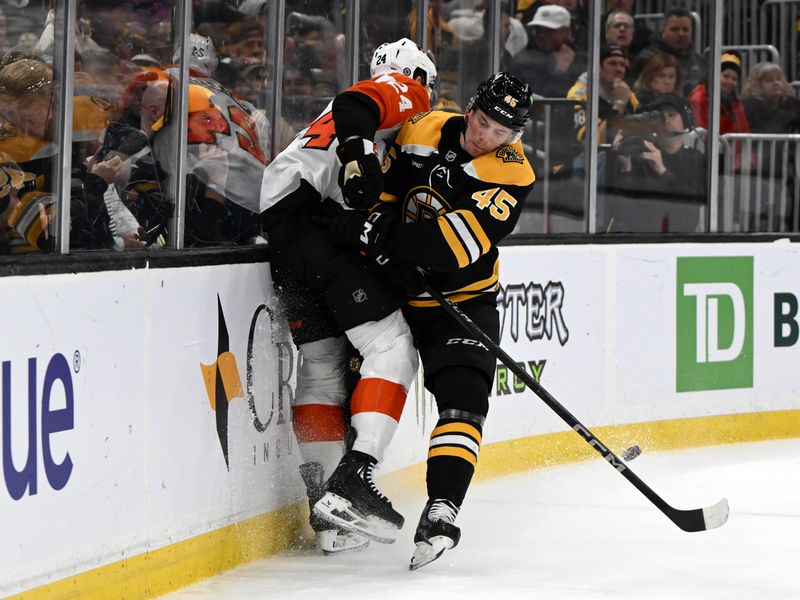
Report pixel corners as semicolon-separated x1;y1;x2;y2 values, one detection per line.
702;498;730;530
669;498;729;532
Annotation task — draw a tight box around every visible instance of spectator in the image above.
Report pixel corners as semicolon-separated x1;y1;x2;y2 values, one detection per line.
688;52;749;135
567;43;639;145
140;79;169;135
225;20;265;61
607;94;704;200
510;4;587;98
631;7;707;95
603;9;635;82
283;65;318;133
741;62;800;231
284;66;315;97
741;62;800;134
689;52;750;172
0;58;125;252
126;69;266;247
602;0;653;56
121;78;170;243
603;93;706;231
550;0;589;50
633;52;682;107
518;0;589;50
233;59;267;106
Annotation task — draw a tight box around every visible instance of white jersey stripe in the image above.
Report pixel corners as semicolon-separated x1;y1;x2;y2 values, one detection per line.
445;212;481;264
400;143;437;157
429;434;481;456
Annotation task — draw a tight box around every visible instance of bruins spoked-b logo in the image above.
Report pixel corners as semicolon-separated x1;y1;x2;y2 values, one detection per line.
496;145;523;164
403;185;451;222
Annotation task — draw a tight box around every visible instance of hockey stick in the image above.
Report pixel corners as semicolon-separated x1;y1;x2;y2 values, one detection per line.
419;277;729;533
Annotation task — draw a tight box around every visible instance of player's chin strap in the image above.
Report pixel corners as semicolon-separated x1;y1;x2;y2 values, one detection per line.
415;267;729;534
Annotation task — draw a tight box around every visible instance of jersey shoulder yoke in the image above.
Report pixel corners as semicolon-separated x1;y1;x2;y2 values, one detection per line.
467;140;535;187
395;110;456;150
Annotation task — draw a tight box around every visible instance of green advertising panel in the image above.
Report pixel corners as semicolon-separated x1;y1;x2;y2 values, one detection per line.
676;256;753;392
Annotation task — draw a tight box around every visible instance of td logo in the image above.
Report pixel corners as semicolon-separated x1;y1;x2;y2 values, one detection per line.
676;256;753;392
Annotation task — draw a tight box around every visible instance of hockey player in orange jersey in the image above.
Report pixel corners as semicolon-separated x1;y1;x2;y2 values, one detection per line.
258;39;437;553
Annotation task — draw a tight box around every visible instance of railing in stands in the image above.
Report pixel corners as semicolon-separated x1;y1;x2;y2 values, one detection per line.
719;132;800;232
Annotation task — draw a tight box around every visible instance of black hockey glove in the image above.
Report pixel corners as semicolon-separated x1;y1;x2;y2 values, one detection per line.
373;253;425;296
336;136;383;209
314;199;393;258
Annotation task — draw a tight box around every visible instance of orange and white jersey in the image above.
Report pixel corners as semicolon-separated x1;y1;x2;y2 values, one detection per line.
152;70;270;214
259;71;430;215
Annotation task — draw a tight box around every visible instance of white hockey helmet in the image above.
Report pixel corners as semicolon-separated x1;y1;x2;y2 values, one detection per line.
370;38;438;99
173;33;219;77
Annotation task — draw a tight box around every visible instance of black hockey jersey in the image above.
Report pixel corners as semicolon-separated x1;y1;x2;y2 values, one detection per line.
380;110;535;307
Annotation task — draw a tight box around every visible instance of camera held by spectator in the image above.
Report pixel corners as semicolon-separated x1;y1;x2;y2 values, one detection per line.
617;110;666;156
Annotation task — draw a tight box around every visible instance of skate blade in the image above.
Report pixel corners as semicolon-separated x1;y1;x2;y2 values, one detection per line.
409;536;455;571
316;530;370;555
313;493;399;544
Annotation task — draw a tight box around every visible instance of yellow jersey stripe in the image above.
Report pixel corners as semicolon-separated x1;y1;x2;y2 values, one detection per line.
431;422;482;444
428;446;478;466
437;216;469;268
408;269;500;306
408;289;497;307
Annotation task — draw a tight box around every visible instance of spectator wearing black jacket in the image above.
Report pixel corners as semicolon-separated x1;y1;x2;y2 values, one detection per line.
603;93;706;231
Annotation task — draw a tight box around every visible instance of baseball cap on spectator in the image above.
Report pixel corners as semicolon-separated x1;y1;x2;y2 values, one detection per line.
600;43;626;62
528;5;571;29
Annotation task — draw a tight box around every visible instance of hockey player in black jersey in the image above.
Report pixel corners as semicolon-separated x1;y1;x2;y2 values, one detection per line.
320;72;535;569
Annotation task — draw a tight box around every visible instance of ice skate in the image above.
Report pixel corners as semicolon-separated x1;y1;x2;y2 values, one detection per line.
314;528;370;555
409;499;461;570
312;450;404;544
299;462;369;554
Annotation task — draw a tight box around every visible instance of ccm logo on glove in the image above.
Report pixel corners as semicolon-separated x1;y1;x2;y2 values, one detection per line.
360;212;383;244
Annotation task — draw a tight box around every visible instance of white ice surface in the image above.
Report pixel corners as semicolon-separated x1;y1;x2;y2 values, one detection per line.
164;438;800;600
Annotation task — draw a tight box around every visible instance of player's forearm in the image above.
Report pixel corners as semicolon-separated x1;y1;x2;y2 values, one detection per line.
332;91;381;143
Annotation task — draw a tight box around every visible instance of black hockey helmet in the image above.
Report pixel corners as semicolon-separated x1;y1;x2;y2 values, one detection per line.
467;72;533;132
